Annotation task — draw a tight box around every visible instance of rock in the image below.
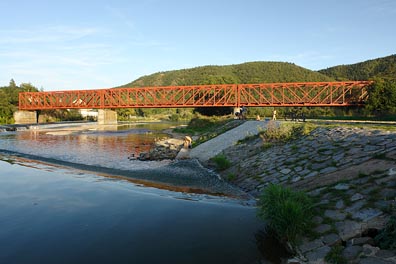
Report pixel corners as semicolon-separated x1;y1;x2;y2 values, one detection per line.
306;171;319;178
312;216;323;225
362;244;380;257
349;237;374;246
388;168;396;175
375;175;396;185
366;215;390;230
335;200;345;209
325;210;346;221
300;238;324;253
333;153;345;162
345;200;366;214
380;188;396;199
320;167;337;174
308;187;326;196
291;176;302;183
351;193;364;202
314;224;331;234
342;245;363;261
138;152;150;160
336;220;362;241
280;168;291;174
359;256;395;264
295;166;303;172
352;208;383;222
305;246;331;263
323;233;341;246
375;249;396;258
334;183;350;190
286;257;303;264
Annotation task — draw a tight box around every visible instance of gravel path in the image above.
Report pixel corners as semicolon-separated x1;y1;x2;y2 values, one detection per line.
188;120;269;162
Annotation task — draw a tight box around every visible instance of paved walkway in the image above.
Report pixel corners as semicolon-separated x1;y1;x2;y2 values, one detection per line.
179;121;269;162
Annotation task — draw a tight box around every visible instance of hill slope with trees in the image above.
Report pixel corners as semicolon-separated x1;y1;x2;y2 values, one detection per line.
319;54;396;117
318;54;396;81
121;61;334;87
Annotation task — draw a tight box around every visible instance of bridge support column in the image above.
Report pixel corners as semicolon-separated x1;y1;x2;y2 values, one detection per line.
98;109;118;125
14;110;38;124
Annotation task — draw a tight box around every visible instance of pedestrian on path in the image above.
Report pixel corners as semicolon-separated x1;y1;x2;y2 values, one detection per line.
272;109;277;120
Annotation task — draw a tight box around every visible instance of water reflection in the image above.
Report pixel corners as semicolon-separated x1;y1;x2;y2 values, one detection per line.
0;122;175;170
0;156;265;264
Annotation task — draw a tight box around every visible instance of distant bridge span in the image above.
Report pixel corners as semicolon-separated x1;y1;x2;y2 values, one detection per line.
18;81;372;110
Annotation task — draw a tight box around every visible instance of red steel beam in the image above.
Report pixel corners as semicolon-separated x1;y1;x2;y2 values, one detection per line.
18;81;372;110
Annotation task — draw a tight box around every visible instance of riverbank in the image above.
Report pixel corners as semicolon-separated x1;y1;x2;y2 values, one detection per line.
206;121;396;263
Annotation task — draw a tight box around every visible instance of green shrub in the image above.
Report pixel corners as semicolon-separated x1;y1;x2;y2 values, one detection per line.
259;121;316;144
227;173;236;181
257;184;314;248
375;216;396;250
211;154;231;171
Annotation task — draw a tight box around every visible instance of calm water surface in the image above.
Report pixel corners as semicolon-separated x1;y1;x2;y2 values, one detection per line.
0;122;280;263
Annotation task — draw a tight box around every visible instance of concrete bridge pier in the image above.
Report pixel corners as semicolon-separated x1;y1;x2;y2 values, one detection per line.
14;110;38;124
98;109;118;125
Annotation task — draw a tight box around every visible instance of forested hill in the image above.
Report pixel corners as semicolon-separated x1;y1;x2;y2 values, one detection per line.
318;54;396;81
121;61;334;87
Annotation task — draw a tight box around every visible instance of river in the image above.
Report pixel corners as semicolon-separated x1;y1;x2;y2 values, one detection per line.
0;122;283;264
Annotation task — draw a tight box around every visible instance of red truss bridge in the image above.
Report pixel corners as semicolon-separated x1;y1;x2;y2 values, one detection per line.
18;81;372;110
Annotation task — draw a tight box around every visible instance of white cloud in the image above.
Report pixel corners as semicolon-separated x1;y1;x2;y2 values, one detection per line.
0;26;101;45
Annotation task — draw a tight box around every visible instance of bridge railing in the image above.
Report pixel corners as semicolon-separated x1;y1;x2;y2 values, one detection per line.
18;81;372;110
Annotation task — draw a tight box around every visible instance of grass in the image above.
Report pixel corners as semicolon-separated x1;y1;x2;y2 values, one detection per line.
211;154;231;171
227;173;236;181
257;184;315;249
325;245;347;264
259;121;316;146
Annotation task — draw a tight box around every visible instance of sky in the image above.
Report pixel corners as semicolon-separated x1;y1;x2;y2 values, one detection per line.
0;0;395;91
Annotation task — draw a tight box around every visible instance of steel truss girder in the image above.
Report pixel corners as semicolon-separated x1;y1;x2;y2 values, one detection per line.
18;81;372;110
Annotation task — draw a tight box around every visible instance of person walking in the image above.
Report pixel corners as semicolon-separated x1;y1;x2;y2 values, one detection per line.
272;109;277;120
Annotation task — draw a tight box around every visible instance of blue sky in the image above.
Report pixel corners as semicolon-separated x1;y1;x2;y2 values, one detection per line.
0;0;395;91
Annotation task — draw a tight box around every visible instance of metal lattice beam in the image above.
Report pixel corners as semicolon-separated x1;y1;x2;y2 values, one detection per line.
18;81;372;110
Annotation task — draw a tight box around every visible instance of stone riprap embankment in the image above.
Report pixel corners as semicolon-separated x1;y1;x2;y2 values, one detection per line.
216;125;396;263
221;126;396;196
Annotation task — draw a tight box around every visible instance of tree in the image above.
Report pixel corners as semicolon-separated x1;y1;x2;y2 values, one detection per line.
9;79;17;88
365;78;396;116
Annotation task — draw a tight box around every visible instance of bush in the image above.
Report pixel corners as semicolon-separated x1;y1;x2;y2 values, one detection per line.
259;121;315;144
375;215;396;250
257;184;314;248
211;154;231;171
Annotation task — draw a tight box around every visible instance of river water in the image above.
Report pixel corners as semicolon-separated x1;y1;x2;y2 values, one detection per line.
0;122;282;264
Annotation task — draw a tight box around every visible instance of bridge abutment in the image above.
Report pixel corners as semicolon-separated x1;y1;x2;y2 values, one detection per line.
14;110;38;124
98;109;118;125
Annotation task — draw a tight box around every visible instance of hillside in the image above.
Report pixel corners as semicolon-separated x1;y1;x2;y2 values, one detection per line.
121;61;334;87
319;54;396;81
